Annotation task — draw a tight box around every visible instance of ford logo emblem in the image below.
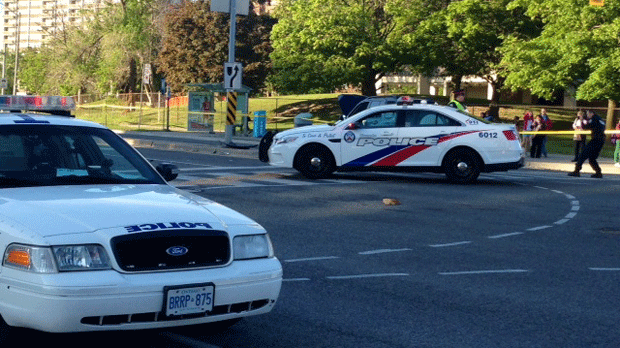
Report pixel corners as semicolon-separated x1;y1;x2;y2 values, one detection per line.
166;246;189;256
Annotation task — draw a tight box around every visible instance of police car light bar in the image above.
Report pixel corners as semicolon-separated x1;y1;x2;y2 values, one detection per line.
0;96;75;114
397;96;413;105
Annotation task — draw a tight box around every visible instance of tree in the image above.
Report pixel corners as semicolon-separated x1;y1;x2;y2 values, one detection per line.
394;0;540;112
500;0;620;126
269;0;400;96
156;0;276;94
18;0;160;96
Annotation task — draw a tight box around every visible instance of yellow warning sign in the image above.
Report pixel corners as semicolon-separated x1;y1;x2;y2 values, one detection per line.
226;92;237;126
590;0;604;6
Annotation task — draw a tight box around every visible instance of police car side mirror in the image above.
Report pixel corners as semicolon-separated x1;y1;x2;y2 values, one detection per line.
345;122;359;130
155;162;179;181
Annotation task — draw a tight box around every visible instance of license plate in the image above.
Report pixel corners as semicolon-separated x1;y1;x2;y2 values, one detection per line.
164;283;214;317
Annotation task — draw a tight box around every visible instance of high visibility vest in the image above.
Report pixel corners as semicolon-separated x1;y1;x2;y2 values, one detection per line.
448;100;467;112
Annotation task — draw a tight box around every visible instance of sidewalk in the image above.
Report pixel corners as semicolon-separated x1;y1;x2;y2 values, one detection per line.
117;130;620;176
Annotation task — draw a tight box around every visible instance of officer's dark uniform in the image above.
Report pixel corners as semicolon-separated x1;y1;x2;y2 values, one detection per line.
569;112;606;178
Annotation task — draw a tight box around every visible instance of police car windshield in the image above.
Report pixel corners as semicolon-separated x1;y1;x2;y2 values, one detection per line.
0;125;165;188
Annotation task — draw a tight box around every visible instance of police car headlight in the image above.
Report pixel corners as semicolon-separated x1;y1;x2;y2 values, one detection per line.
3;244;57;273
233;234;274;260
275;136;298;145
2;244;112;273
52;245;111;271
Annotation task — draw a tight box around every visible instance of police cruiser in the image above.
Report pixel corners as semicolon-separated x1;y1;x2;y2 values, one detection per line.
261;96;524;183
0;96;282;334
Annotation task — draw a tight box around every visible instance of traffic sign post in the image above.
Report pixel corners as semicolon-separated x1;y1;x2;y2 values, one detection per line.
210;0;249;145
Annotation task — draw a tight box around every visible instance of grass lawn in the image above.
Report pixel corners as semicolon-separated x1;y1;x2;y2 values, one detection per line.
74;94;616;158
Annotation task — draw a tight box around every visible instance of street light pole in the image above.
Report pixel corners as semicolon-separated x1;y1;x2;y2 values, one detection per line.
12;12;20;95
2;44;7;95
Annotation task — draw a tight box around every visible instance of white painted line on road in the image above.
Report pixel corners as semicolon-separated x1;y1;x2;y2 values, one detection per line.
429;241;471;248
571;205;580;211
552;189;564;194
564;194;576;199
554;219;570;225
358;248;412;255
589;268;620;271
565;212;578;219
439;269;529;276
326;273;409;280
527;225;552;231
571;200;580;205
161;332;222;348
284;256;340;263
487;232;524;239
283;278;311;282
533;186;548;190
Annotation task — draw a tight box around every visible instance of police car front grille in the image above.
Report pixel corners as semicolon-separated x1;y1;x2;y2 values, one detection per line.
80;300;272;326
110;230;230;272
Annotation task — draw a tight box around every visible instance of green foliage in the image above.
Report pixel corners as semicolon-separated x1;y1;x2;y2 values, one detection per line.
395;0;540;101
269;0;400;96
501;0;620;102
18;0;159;95
156;0;276;95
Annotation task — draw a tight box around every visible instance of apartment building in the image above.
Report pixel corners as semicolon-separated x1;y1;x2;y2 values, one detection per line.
2;0;106;50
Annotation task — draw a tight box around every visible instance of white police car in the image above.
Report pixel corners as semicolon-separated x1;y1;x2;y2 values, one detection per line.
0;96;282;333
263;97;524;183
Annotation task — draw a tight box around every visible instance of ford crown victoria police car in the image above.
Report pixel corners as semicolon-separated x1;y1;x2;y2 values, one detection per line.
0;96;282;334
262;97;524;183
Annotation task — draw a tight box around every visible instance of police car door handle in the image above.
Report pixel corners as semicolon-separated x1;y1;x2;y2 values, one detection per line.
382;131;395;136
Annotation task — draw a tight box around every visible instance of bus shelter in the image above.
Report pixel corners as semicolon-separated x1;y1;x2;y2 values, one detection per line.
186;83;251;132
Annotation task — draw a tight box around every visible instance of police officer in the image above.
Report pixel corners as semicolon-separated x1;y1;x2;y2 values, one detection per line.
448;90;468;112
568;110;606;178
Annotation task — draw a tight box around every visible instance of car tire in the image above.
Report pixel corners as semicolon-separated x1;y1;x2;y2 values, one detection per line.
443;148;481;184
294;144;335;179
258;131;276;163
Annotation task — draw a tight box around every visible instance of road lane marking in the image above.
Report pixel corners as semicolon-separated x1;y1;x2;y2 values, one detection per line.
358;248;412;255
527;225;552;231
589;268;620;271
439;269;529;276
284;256;340;263
565;212;577;219
326;273;409;280
554;219;570;225
283;278;311;282
487;232;524;239
429;241;471;248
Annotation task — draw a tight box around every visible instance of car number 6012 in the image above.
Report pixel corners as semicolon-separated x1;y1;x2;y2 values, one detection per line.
479;132;498;138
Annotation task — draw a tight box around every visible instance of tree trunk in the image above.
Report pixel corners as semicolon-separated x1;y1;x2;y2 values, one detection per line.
606;99;616;132
487;77;504;118
361;69;378;96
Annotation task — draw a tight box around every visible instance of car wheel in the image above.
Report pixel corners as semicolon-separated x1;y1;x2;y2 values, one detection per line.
443;148;481;184
258;131;276;163
295;145;335;179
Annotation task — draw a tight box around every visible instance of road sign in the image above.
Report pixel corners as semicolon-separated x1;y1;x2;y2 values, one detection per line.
224;62;242;90
210;0;250;16
0;78;7;90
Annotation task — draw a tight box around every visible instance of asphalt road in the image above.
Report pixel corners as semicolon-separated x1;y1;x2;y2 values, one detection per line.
13;148;619;348
139;149;620;347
